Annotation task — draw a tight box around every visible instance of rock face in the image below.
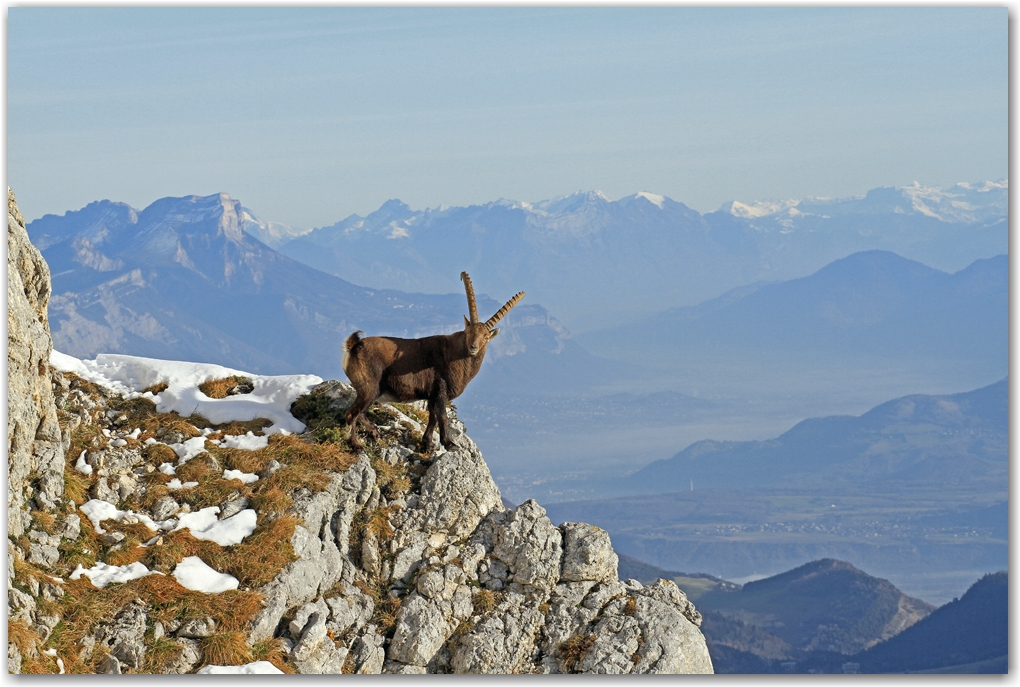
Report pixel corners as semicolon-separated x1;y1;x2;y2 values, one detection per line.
8;187;67;537
258;386;713;674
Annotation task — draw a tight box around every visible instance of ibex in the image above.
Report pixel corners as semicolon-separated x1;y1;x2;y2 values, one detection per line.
341;272;525;452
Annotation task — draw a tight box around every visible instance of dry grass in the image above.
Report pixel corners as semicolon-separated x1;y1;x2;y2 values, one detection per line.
176;456;214;483
138;412;201;439
354;579;402;638
198;376;251;400
143;529;222;574
251;638;297;674
142;381;170;395
624;596;637;615
219;515;300;588
200;632;253;667
30;509;58;534
8;618;41;658
364;507;396;541
144;443;178;464
57;515;103;571
144;636;186;674
211;418;272;436
63;468;91;505
474;589;497;615
341;649;358;674
559;633;596;673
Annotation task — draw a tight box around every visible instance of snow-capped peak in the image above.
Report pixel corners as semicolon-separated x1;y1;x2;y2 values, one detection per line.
720;198;800;219
634;192;665;208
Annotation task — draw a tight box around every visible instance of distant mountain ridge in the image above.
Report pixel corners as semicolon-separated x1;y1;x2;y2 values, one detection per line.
625;377;1007;493
27;193;603;394
857;571;1007;673
697;558;934;655
274;181;1007;332
582;249;1007;374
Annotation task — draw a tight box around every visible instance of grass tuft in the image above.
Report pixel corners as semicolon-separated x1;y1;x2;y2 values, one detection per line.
200;631;253;668
198;376;252;400
251;638;297;674
559;633;597;673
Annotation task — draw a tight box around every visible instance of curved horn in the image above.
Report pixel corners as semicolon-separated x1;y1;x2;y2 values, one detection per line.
485;291;526;330
461;272;479;323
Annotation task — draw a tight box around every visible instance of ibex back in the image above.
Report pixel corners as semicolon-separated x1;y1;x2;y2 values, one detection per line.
341;272;525;452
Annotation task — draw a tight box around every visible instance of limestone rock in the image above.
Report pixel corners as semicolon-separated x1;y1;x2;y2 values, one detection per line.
95;601;148;670
162;638;202;674
560;522;618;583
7;188;64;537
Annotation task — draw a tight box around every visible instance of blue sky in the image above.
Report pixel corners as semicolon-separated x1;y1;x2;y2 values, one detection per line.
7;7;1007;230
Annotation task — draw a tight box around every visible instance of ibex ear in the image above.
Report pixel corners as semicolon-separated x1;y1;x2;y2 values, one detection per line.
488;327;500;339
464;315;471;329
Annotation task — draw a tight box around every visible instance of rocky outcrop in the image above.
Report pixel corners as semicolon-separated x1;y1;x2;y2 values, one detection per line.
8;188;67;537
257;385;713;674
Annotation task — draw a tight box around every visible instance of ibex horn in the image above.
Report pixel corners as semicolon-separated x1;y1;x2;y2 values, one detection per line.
461;272;479;324
485;292;526;330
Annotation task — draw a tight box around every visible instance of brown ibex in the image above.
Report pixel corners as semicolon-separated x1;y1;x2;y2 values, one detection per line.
341;272;525;452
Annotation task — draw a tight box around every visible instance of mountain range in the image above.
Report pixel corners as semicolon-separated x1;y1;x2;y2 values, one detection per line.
623;377;1007;494
26;193;604;396
273;181;1007;332
581;250;1006;373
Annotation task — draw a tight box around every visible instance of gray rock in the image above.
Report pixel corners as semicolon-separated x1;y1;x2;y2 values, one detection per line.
60;513;81;540
100;531;126;546
353;632;386;674
9;587;36;622
176;616;216;639
8;642;22;674
492;500;562;592
90;478;120;504
414;444;503;539
260;459;284;478
388;593;451;666
28;542;59;568
391;532;427;583
307;380;357;414
162;638;202;674
149;496;179;521
95;601;147;669
97;653;122;674
288;598;330;639
383;660;427;674
249;457;375;643
560;522;618;583
7;187;64;538
219;494;248;519
451;591;546;674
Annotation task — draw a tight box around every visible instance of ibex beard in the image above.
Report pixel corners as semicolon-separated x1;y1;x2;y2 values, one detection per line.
341;272;525;453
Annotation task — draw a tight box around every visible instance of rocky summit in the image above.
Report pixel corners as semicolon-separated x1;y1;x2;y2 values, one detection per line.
6;188;712;675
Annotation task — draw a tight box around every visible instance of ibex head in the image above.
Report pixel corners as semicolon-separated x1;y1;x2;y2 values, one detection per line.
461;272;525;357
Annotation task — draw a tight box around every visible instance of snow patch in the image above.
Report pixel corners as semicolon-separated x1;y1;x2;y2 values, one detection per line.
174;507;257;546
171;436;210;465
70;561;159;588
223;469;259;484
197;662;284;674
74;450;92;476
636;192;665;208
50;351;321;435
218;432;269;451
173;556;239;593
80;499;174;535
